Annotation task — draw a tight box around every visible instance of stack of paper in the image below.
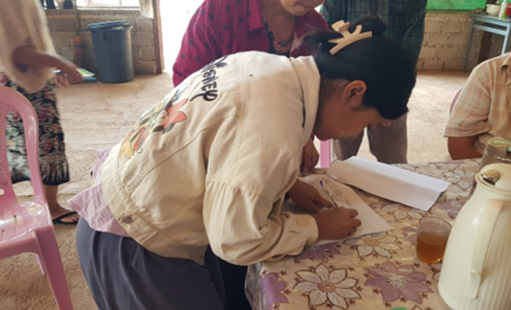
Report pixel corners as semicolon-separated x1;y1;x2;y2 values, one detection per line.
327;157;451;211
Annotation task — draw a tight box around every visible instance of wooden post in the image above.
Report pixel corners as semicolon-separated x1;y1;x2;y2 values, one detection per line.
152;0;163;74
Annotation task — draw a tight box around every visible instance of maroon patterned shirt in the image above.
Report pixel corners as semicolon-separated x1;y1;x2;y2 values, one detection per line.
172;0;329;86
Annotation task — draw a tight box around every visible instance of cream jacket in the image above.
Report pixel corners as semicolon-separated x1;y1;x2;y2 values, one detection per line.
102;52;320;265
0;0;56;93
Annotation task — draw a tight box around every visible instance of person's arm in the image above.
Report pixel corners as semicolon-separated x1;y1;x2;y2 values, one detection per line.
172;1;223;86
448;136;481;160
12;46;82;84
402;0;428;64
204;178;361;265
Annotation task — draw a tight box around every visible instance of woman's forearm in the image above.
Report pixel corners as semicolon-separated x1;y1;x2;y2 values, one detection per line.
12;46;73;70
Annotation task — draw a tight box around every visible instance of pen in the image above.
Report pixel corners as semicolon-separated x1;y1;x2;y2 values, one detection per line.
319;180;339;207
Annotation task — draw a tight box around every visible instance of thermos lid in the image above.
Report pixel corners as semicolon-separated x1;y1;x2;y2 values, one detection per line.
479;163;511;191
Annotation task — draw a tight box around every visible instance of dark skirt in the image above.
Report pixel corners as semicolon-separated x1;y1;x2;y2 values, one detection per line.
76;219;227;310
1;73;69;185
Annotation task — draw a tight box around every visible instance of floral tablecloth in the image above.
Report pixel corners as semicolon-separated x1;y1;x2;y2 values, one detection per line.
246;159;481;310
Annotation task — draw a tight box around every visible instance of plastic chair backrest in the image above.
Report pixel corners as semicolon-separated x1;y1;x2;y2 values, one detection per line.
0;86;46;207
0;86;74;310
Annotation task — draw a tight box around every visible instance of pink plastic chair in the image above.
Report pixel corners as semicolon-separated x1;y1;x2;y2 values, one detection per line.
320;140;331;168
0;86;73;310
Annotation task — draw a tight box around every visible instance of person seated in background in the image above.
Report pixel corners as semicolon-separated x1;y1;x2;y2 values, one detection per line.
445;52;511;160
70;18;416;310
173;0;330;174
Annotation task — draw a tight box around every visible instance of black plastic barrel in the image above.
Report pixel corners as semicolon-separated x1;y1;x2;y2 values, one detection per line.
87;20;134;83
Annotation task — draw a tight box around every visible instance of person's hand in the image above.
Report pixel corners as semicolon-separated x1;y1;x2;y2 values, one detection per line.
287;180;333;213
301;137;319;174
55;64;83;87
54;73;70;87
11;47;83;86
313;207;362;240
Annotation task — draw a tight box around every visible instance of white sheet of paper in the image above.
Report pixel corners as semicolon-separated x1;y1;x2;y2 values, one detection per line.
326;157;451;211
283;174;393;245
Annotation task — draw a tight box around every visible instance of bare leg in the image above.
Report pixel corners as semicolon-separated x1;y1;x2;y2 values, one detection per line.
44;184;79;224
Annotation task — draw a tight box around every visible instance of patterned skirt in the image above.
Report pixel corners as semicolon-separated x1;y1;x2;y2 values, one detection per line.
1;73;69;186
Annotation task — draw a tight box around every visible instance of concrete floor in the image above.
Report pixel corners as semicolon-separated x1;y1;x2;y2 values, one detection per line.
1;70;469;310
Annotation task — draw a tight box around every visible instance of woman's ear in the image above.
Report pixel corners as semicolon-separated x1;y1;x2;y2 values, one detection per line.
342;80;367;109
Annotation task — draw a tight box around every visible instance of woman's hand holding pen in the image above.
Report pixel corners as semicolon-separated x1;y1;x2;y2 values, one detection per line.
313;208;362;240
287;179;361;239
287;179;333;213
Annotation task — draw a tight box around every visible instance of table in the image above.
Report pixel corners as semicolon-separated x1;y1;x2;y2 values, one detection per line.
463;14;511;72
246;159;480;310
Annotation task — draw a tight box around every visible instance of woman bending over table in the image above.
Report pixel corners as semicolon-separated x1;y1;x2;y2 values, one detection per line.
71;17;416;310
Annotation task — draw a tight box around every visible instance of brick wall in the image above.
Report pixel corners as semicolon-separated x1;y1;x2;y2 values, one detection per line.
46;9;502;73
419;12;504;71
45;8;156;74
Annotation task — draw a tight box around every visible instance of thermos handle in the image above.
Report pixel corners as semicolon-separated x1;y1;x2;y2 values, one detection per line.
468;199;504;299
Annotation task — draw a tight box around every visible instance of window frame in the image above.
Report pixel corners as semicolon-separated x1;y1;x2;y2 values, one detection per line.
75;0;140;8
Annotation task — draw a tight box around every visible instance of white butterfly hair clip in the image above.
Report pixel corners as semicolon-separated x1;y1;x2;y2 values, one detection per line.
328;20;372;55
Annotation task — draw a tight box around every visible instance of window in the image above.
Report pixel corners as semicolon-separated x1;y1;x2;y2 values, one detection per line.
427;0;487;11
76;0;139;7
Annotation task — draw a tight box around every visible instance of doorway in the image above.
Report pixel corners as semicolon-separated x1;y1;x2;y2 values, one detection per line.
159;0;204;73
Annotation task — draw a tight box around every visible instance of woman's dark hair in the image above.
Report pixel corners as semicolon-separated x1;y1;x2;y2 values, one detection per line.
301;17;416;119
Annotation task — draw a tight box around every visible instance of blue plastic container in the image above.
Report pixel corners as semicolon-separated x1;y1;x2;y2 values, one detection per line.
87;20;134;83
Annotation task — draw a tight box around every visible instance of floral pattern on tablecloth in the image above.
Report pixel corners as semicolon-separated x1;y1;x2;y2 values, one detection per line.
247;159;480;310
295;264;361;309
344;233;402;259
381;204;424;221
295;243;343;263
260;272;290;309
364;261;434;304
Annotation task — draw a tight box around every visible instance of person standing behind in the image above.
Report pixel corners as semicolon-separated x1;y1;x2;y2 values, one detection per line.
172;0;329;174
321;0;427;163
0;0;82;224
172;0;329;87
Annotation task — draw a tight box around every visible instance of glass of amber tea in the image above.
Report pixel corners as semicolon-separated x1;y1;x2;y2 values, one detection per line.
416;216;452;264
